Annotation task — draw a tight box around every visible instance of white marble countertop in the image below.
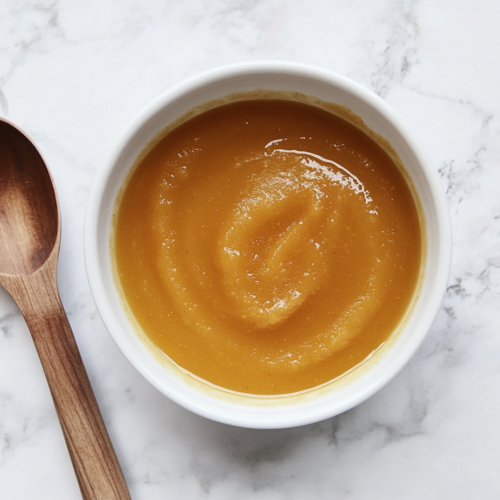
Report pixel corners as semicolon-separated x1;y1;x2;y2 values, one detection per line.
1;1;499;498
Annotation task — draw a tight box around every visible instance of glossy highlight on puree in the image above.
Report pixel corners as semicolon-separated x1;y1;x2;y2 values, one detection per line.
113;99;422;395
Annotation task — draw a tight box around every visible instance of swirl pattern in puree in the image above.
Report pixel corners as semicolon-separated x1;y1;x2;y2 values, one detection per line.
114;99;422;395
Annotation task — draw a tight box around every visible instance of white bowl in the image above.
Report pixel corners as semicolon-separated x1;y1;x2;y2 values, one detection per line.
84;61;451;429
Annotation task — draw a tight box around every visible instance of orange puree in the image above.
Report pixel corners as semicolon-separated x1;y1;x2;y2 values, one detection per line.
113;99;422;395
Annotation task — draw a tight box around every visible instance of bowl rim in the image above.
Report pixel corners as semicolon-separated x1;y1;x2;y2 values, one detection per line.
84;60;452;428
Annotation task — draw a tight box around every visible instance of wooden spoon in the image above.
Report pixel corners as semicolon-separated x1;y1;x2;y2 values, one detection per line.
0;118;131;500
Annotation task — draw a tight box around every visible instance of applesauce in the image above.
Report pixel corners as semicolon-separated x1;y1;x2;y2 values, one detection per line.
113;99;422;395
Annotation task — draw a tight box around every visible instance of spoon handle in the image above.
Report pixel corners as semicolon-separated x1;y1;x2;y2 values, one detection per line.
5;269;131;500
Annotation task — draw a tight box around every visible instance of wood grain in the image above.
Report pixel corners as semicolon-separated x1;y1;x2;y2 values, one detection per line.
0;120;58;275
0;118;131;500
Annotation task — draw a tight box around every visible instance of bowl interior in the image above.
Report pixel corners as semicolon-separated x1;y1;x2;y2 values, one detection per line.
85;63;450;428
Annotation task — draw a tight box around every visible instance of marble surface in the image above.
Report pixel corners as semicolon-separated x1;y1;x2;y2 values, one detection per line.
1;0;499;498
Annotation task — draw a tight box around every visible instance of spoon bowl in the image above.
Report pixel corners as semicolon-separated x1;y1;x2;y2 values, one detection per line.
0;120;58;275
0;118;130;500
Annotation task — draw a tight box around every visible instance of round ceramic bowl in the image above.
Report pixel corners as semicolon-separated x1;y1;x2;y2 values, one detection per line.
84;61;451;429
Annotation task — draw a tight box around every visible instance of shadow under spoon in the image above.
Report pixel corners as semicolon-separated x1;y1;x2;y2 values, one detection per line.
0;118;131;500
